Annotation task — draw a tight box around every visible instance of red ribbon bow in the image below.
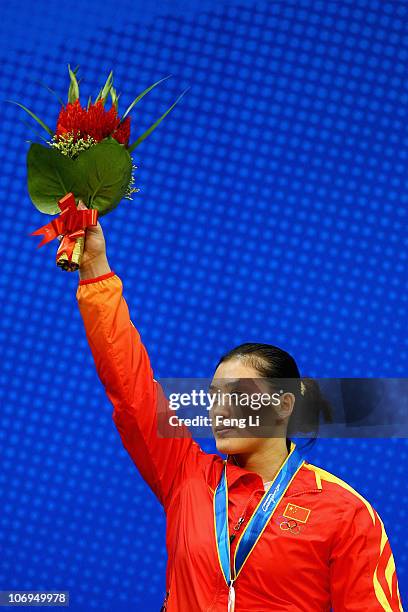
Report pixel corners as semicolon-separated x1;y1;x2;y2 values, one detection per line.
31;192;98;262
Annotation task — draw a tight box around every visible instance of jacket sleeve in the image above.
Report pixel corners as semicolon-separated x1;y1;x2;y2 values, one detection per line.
76;270;203;510
329;499;403;611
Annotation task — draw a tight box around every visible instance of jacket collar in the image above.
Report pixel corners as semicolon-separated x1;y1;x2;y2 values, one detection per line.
223;439;318;494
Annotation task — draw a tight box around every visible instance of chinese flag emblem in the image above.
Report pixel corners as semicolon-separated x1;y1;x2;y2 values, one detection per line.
283;503;311;524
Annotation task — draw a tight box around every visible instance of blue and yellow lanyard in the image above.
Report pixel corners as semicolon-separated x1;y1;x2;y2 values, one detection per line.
213;441;305;611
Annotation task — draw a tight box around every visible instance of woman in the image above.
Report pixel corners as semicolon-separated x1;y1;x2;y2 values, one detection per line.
74;203;403;611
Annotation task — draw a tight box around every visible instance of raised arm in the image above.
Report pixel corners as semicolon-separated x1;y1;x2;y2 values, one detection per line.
75;204;202;509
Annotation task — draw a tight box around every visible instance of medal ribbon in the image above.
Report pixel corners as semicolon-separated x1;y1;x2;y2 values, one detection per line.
213;440;305;601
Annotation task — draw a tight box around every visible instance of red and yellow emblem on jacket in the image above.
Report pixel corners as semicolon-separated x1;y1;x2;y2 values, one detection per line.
283;503;311;524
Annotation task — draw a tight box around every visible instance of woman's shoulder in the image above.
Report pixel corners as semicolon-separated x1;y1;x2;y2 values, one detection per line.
302;461;379;526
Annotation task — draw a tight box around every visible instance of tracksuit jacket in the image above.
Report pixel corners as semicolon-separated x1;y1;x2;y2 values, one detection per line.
76;270;403;612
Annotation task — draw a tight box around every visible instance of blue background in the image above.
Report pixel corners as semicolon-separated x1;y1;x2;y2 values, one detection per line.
0;0;407;609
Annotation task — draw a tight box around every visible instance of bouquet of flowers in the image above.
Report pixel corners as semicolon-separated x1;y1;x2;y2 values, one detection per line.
11;65;188;270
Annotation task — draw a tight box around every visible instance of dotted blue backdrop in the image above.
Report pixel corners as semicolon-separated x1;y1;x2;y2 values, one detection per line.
0;0;407;609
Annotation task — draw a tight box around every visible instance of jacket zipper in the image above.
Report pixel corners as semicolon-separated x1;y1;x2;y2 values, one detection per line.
229;491;257;544
230;515;245;543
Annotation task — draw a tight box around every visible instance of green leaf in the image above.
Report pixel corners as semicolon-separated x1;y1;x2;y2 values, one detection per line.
27;144;78;214
21;119;49;143
101;71;114;104
110;86;119;111
32;80;64;106
95;86;103;102
6;100;53;136
27;138;132;216
127;86;190;153
120;74;172;124
95;70;113;105
87;95;92;110
75;137;132;214
67;64;80;103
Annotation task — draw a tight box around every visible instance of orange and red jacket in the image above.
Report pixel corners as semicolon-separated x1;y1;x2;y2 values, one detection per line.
77;271;404;612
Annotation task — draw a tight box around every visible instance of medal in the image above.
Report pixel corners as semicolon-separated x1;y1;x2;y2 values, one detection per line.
214;440;305;611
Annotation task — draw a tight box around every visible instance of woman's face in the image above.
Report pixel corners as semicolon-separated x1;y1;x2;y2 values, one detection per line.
209;358;289;456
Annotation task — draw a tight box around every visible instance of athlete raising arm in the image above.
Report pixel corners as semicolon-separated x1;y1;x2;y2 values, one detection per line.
74;202;403;612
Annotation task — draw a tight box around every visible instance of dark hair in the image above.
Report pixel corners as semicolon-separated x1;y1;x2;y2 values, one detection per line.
215;343;333;449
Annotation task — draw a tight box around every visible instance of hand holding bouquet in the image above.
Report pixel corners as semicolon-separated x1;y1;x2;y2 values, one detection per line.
11;65;188;270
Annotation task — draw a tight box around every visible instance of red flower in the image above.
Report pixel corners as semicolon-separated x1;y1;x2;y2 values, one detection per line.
55;99;131;146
